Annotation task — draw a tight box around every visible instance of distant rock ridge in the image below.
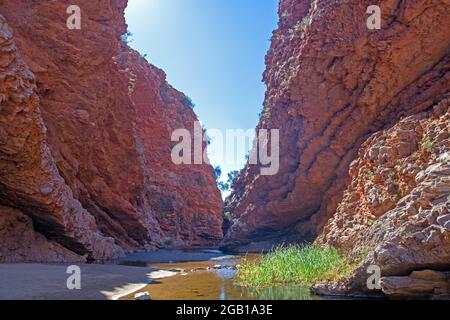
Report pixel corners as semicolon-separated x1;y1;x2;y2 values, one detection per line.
0;0;222;262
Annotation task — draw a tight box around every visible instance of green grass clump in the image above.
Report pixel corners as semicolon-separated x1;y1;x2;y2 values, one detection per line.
422;138;434;152
223;211;234;221
236;244;355;288
391;194;400;203
366;170;375;181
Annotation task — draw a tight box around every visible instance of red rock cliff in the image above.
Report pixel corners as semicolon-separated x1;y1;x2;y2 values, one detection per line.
223;0;450;252
314;101;449;298
0;0;222;262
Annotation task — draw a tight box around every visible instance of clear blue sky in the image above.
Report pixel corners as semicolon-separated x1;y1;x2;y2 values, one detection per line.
125;0;278;193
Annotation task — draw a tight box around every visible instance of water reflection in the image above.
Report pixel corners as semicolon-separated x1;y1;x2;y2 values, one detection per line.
120;249;315;300
218;268;312;300
243;285;313;300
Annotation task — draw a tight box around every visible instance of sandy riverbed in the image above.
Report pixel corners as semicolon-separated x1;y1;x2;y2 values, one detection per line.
0;249;310;300
0;249;234;300
0;263;162;300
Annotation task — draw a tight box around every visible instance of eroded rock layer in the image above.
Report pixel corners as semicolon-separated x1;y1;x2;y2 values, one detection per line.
223;0;449;298
0;1;222;262
315;100;449;298
223;0;450;253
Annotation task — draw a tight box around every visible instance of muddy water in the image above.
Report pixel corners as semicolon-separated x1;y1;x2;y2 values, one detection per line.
119;249;315;300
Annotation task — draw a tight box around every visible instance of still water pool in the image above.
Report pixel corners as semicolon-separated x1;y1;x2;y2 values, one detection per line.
119;248;317;300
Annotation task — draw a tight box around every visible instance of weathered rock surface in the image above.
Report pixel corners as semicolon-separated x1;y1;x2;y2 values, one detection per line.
0;205;84;263
0;1;222;262
0;13;120;261
380;270;450;298
221;0;449;298
314;101;450;298
222;0;450;253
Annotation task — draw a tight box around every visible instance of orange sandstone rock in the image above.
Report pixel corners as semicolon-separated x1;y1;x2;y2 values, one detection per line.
314;101;450;298
0;1;222;262
222;0;450;254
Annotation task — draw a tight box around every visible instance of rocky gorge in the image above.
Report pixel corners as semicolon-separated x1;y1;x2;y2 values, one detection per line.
224;0;449;298
0;0;222;263
0;0;448;300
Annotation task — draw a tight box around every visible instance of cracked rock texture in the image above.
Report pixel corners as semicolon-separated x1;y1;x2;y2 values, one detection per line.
0;1;222;262
222;0;449;250
222;0;449;298
314;101;449;298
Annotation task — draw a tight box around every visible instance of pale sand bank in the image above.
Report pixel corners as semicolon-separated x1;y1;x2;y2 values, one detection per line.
0;249;231;300
0;263;168;300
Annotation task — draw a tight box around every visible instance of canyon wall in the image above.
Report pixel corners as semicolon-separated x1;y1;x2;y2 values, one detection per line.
223;0;449;248
223;0;449;297
314;100;449;298
0;0;222;262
